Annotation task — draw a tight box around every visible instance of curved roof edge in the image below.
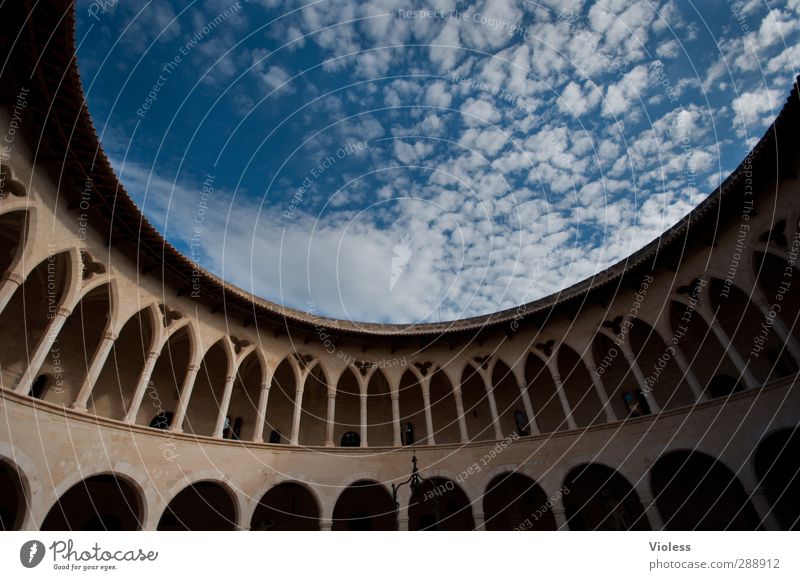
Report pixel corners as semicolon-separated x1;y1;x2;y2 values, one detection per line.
1;2;798;339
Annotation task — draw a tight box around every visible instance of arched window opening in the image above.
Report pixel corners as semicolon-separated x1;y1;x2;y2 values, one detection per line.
514;410;529;436
158;481;236;531
403;422;415;446
0;460;24;530
766;348;799;378
707;375;743;399
269;430;282;444
42;475;142;531
623;391;650;417
222;416;243;440
340;431;361;447
331;480;394;531
149;412;174;430
251;482;320;531
29;374;49;399
754;427;800;530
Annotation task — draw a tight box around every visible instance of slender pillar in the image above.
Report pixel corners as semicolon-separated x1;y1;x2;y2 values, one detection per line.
252;380;271;443
391;392;401;446
670;343;706;402
705;316;759;390
453;387;469;443
15;306;72;394
290;383;305;445
753;294;800;365
473;512;485;531
637;488;665;530
72;330;118;410
550;492;568;530
320;519;333;531
481;372;504;440
359;393;368;447
420;376;436;445
325;391;336;447
586;366;616;422
170;364;200;433
124;349;160;423
517;382;539;434
548;366;578;430
0;271;24;315
619;341;661;414
747;485;781;531
213;374;237;438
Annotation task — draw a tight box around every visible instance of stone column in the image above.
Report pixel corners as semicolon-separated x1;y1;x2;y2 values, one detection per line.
252;380;271;443
0;271;24;315
517;382;539;434
213;374;237;438
620;341;661;413
290;384;305;445
481;372;504;440
421;376;436;445
453;387;469;443
547;365;578;430
320;519;333;531
391;392;401;446
550;492;568;530
638;488;665;530
72;330;118;410
473;512;486;531
325;391;336;447
14;306;72;394
170;364;200;433
124;349;160;424
747;485;781;530
586;366;616;422
360;393;368;447
753;294;800;366
705;315;759;390
669;342;706;402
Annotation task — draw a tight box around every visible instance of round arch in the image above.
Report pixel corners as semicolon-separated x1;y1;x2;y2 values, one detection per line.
754;426;800;530
158;479;238;531
250;481;321;531
409;477;473;531
332;480;394;531
483;472;555;531
563;463;649;530
651;450;760;530
0;457;27;530
41;473;143;531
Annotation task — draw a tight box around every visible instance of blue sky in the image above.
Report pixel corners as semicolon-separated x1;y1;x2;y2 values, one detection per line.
75;0;800;324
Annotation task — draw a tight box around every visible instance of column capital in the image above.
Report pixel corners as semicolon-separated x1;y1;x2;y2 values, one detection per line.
225;374;236;382
147;349;161;360
261;382;271;391
1;271;24;285
186;364;200;373
390;391;400;400
56;306;72;318
103;331;119;341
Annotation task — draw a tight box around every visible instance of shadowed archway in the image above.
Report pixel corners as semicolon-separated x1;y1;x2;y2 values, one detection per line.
332;480;394;530
42;474;142;531
651;451;759;530
250;482;320;531
158;481;237;530
483;472;555;530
